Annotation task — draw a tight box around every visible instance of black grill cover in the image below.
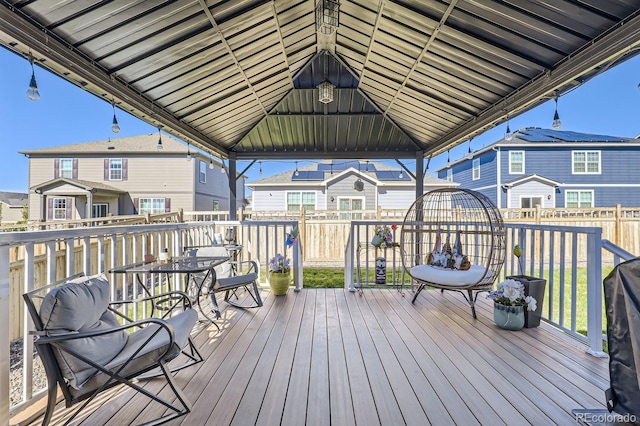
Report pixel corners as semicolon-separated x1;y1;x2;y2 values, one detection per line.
603;258;640;417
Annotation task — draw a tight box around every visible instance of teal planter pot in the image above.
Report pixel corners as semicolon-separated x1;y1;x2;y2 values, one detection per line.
493;302;525;330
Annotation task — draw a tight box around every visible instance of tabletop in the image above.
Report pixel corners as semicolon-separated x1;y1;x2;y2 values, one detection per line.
109;256;228;275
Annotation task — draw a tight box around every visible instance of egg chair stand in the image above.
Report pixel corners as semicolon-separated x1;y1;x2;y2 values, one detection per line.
400;188;506;318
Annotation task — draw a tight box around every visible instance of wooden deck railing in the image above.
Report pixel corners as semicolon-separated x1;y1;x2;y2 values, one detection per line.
0;220;301;423
2;213;638;424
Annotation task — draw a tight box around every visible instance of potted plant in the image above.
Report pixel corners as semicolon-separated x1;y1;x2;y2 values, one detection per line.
507;244;547;328
371;224;397;248
268;253;291;295
488;278;537;330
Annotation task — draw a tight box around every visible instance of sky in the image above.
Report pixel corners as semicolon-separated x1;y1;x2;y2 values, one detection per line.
1;46;640;194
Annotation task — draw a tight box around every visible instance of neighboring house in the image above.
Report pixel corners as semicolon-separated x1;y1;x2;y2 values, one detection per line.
247;160;455;215
20;134;246;222
0;192;28;224
436;127;640;209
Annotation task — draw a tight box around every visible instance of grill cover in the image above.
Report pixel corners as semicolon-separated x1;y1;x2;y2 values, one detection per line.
603;258;640;417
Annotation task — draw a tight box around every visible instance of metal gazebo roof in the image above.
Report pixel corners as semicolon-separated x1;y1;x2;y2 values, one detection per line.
1;0;639;162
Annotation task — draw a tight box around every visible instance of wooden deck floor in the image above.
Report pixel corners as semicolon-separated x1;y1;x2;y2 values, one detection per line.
30;287;610;426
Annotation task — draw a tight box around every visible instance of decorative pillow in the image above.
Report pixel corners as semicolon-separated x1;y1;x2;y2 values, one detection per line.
39;273;127;389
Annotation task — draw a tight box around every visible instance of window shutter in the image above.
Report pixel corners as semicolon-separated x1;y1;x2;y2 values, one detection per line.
54;159;60;178
133;198;139;214
164;198;171;212
66;197;73;219
122;159;128;181
104;159;109;180
47;198;53;220
72;158;78;179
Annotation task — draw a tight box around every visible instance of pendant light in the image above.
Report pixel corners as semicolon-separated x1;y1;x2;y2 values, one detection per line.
156;127;163;150
552;95;562;129
111;100;120;133
26;52;40;101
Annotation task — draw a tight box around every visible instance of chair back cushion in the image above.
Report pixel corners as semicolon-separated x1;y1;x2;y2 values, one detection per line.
187;246;232;279
39;273;127;389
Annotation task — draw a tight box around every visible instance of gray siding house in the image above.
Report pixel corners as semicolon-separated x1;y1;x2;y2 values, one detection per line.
21;134;245;222
436;128;640;208
0;192;28;224
248;160;455;214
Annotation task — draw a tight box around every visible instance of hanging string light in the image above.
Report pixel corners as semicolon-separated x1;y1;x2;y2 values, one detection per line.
399;169;404;179
209;154;215;169
221;159;226;173
111;100;120;133
295;161;300;176
186;143;192;161
552;94;562;129
156;127;163;150
259;161;263;176
467;139;474;160
447;149;451;165
505;117;512;141
26;52;40;101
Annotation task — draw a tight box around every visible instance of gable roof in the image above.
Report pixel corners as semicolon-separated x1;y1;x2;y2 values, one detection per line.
502;174;561;188
0;192;28;207
247;160;451;187
437;127;638;171
2;1;640;161
32;178;125;194
19;134;191;156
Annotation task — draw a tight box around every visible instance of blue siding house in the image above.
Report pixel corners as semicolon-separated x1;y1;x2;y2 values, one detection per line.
436;128;640;208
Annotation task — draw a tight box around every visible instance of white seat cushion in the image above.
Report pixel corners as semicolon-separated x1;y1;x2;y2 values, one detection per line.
410;264;490;287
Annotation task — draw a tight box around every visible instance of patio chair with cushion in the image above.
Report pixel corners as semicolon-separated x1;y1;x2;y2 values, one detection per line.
400;188;506;318
23;272;202;426
184;245;263;324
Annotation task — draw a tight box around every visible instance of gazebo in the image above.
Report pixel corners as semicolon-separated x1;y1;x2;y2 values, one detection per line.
1;1;639;220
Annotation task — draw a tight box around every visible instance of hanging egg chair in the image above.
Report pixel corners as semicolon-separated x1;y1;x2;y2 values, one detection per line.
400;188;506;318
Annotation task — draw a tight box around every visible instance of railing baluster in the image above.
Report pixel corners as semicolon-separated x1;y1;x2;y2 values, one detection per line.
22;244;35;403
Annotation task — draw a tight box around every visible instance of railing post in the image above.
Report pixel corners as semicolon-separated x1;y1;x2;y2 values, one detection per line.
587;228;606;357
345;226;354;291
0;245;9;426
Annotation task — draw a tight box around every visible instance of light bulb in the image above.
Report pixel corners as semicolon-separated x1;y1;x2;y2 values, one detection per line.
111;114;120;133
505;123;512;141
186;153;192;161
157;128;163;150
399;170;404;179
26;72;40;101
552;98;562;129
209;159;214;169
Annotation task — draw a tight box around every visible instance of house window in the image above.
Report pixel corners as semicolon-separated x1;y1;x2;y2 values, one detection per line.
520;197;542;208
472;158;480;180
60;159;73;178
92;203;108;218
287;191;315;211
446;168;453;182
53;198;67;220
138;198;166;214
509;151;524;174
199;161;207;184
572;151;600;174
109;159;123;180
338;198;363;220
565;190;594;208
